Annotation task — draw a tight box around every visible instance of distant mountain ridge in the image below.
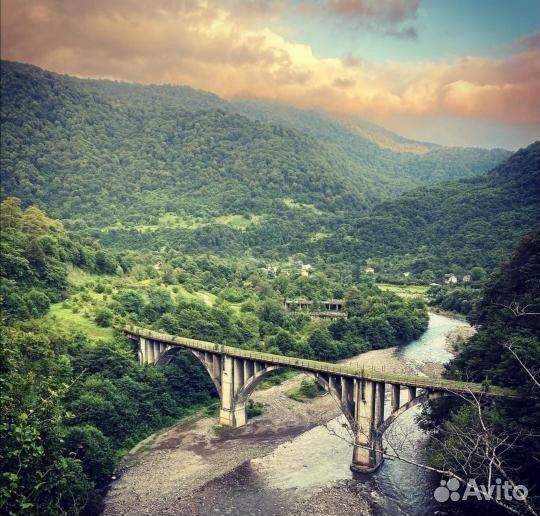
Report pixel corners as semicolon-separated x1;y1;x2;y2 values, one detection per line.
230;98;511;182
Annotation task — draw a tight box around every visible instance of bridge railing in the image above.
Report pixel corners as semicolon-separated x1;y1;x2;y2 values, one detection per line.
122;325;515;397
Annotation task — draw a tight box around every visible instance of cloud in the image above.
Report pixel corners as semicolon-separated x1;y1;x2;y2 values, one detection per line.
333;77;356;88
341;53;363;68
1;0;539;138
384;26;417;39
517;31;540;51
326;0;419;23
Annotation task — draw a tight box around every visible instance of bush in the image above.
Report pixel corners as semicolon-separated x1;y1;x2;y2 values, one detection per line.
287;378;325;402
247;399;264;418
94;308;113;327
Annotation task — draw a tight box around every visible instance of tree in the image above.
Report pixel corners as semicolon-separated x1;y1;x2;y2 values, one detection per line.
95;251;116;274
308;328;337;361
63;425;116;486
95;307;113;327
0;326;92;515
267;329;296;355
0;197;22;232
21;206;57;235
470;266;486;283
24;289;50;317
140;287;174;322
118;290;144;314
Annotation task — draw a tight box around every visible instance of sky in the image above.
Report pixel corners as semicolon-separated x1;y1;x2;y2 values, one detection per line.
1;0;539;149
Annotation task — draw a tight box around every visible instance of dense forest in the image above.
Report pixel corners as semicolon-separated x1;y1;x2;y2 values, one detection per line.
421;230;540;515
316;142;540;278
1;61;512;269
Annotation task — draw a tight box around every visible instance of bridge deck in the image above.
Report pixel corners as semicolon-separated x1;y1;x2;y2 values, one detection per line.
123;326;515;398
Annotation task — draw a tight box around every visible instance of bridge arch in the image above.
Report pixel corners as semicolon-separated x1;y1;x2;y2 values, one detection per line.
126;328;503;475
156;346;223;399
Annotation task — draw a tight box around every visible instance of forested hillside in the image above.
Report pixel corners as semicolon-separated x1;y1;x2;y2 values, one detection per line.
315;142;540;278
1;59;538;516
1;61;508;250
422;230;540;515
232;99;510;182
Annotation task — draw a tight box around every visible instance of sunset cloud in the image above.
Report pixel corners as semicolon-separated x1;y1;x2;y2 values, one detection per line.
1;0;539;146
326;0;419;23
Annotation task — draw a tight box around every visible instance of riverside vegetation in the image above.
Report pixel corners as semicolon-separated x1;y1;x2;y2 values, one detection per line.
1;61;539;515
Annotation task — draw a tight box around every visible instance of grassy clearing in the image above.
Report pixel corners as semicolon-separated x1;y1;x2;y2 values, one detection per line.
105;213;263;233
283;197;323;215
46;303;114;339
67;267;115;287
377;283;429;299
158;213;205;228
171;286;218;306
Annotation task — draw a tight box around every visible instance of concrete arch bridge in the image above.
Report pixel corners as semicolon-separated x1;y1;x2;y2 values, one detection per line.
123;326;513;473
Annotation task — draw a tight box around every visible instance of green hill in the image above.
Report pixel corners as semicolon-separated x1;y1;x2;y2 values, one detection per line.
314;142;540;276
1;61;509;237
231;99;510;182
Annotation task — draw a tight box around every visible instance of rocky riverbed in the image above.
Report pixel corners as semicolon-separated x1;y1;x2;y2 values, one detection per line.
103;374;353;515
103;315;472;516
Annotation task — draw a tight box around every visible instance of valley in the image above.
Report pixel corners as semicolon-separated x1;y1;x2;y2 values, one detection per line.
1;59;539;516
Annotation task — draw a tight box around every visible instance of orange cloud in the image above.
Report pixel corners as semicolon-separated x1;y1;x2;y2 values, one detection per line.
1;0;539;130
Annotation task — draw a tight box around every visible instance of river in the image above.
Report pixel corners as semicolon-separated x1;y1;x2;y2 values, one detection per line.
104;313;471;516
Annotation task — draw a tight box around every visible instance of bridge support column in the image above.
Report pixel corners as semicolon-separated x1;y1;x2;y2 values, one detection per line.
351;380;385;473
408;386;416;402
219;355;247;427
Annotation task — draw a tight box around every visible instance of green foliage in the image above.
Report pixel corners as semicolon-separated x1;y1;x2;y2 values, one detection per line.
1;61;511;263
287;378;325;402
94;307;113;327
246;400;264;418
63;425;116;486
446;230;540;390
0;323;218;514
428;285;481;316
0;197;121;322
0;326;91;515
3;60;536;515
317;143;540;277
423;230;540;509
118;290;145;314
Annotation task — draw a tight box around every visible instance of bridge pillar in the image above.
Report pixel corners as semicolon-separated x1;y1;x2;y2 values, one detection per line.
408;386;416;402
391;384;400;412
374;382;385;465
219;355;247;427
351;380;385;473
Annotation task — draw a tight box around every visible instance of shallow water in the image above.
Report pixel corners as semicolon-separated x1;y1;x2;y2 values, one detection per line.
400;312;468;364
